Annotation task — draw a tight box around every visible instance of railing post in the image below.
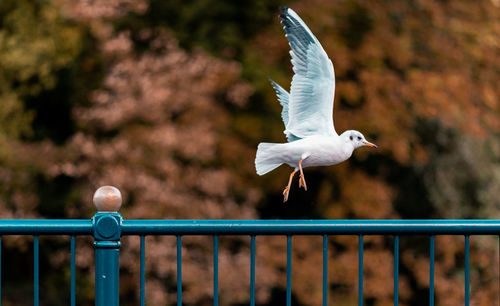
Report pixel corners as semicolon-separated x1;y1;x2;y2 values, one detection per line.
92;186;123;306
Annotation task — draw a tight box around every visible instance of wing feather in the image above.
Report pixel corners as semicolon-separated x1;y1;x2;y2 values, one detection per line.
268;79;300;142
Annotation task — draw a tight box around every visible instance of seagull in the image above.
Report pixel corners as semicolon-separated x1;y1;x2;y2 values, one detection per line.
255;7;377;202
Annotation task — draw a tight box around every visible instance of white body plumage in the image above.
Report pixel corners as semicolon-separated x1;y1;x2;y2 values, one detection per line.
256;135;354;175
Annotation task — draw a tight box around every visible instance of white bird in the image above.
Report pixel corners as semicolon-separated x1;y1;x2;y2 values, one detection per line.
255;7;377;202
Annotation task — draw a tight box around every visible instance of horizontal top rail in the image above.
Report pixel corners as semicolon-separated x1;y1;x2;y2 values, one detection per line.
0;220;92;235
121;219;500;236
1;219;500;236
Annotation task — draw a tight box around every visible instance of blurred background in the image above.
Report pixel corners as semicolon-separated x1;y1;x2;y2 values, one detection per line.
0;0;499;305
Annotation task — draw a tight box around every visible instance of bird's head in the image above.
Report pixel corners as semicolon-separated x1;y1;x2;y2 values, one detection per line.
341;130;377;149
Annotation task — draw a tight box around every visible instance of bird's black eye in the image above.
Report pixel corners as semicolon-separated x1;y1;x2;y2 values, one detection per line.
357;136;361;140
349;136;353;141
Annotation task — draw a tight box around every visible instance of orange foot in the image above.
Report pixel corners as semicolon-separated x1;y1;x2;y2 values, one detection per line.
283;186;291;202
299;173;307;191
298;158;307;190
283;170;297;203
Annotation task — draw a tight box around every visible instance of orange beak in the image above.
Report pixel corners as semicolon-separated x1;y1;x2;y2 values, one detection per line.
363;141;377;148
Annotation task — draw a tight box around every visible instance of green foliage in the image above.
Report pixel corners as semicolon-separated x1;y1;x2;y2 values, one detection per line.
0;0;81;94
116;0;285;58
0;0;83;157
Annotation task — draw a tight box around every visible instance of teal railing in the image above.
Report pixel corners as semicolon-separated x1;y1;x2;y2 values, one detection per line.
0;186;499;306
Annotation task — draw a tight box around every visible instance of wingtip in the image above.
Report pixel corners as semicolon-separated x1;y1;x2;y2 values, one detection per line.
279;6;289;20
268;78;281;91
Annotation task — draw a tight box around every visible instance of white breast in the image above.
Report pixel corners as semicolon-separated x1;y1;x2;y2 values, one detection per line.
281;135;354;169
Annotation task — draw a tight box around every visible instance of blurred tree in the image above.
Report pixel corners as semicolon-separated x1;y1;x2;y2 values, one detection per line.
0;0;88;303
0;0;82;156
128;0;284;59
0;0;499;305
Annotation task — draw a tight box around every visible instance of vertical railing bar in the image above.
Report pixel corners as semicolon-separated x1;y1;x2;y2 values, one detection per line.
394;235;399;306
140;235;145;306
177;235;182;306
323;234;328;306
358;235;363;306
213;235;219;306
0;236;2;306
430;235;435;306
250;235;256;306
465;235;470;306
286;235;292;306
70;236;75;306
34;235;39;306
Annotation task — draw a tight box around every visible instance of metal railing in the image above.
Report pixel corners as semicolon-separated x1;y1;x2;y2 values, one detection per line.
0;185;499;305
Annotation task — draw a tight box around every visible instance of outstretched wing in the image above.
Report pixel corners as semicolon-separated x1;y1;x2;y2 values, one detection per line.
279;7;337;138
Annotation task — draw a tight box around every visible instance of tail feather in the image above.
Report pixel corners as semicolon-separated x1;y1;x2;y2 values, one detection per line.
255;143;283;175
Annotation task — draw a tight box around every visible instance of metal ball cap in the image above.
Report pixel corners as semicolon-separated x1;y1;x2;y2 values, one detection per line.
93;186;122;212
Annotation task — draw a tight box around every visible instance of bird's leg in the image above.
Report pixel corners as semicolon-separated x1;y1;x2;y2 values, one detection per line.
283;170;297;202
298;159;307;191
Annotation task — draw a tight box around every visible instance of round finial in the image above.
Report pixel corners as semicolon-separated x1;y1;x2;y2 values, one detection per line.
93;186;122;212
